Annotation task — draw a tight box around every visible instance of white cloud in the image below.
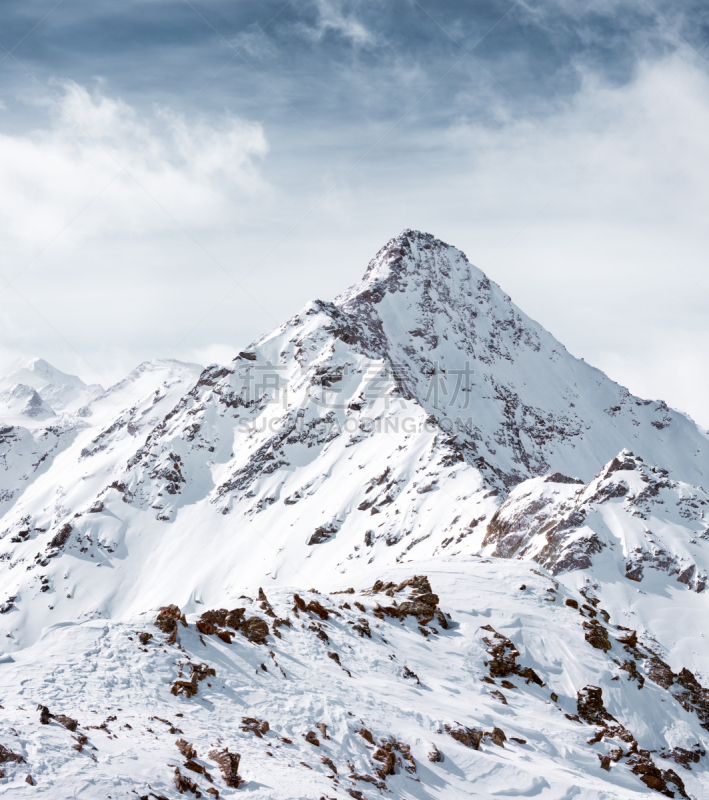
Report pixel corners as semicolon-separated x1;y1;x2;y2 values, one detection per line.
0;82;269;255
298;0;375;46
3;55;709;429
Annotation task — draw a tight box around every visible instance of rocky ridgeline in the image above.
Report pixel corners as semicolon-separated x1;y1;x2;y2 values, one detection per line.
138;576;548;796
0;565;706;795
575;685;689;798
130;573;709;798
475;579;709;798
367;574;449;633
4;233;709;665
484;450;709;590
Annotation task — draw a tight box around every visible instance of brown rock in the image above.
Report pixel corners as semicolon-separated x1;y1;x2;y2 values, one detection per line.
353;618;371;638
196;620;216;635
490;690;508;705
617;629;638;648
54;714;78;731
356;728;375;745
306;600;330;620
447;725;483;750
305;731;320;746
208;748;241;788
155;604;186;634
171;662;216;698
583;619;612;652
403;665;420;684
577;686;616;726
224;608;246;630
640;774;666;791
184;760;212;781
519;667;544;686
489;727;506;747
373;748;396;778
620;659;645;688
173;766;198;794
240;718;269;738
427;744;443;762
241;616;269;645
647;656;674;689
0;744;24;764
176;739;197;760
201;609;228;627
321;755;337;774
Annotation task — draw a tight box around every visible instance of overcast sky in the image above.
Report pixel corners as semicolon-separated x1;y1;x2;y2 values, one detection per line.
1;0;709;426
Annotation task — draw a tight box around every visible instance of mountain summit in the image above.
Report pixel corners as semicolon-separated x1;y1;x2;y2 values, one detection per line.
1;228;707;632
0;232;708;797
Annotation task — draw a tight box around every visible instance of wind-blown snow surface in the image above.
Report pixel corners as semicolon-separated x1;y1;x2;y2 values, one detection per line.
0;230;708;797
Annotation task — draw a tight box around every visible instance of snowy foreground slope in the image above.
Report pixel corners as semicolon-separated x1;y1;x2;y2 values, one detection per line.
1;562;708;799
0;230;708;797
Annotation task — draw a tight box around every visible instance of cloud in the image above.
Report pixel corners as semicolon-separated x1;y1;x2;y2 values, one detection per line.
0;82;269;256
1;39;709;429
296;0;375;46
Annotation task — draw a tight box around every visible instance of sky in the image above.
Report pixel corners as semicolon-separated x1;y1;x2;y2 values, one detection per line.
1;0;709;426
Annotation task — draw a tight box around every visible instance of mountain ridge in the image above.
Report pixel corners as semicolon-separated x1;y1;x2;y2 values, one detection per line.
0;231;707;798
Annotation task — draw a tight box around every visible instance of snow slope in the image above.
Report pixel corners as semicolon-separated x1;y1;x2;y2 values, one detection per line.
0;561;707;799
0;230;708;798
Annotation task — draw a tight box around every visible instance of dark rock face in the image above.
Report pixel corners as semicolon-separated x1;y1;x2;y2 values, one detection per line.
48;523;72;551
583;619;612;652
37;704;77;731
209;747;241;789
577;686;615;726
427;745;443;762
54;714;78;732
176;739;197;760
308;523;339;545
173;766;198;794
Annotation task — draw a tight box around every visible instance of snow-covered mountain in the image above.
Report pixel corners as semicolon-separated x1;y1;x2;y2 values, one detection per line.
0;230;707;798
0;357;104;416
0;358;203;520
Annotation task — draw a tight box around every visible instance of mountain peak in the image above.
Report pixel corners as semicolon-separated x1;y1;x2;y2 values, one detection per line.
3;357;88;390
341;229;474;300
